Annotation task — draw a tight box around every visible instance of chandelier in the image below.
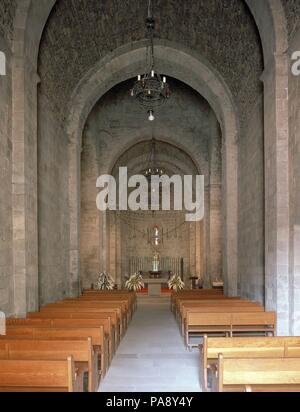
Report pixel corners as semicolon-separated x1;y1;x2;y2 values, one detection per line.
130;0;171;121
144;138;165;178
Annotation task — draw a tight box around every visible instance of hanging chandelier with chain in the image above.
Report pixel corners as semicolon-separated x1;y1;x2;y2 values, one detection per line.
144;138;165;178
130;0;171;121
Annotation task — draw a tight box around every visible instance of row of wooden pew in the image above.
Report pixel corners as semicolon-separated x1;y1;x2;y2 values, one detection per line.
172;289;276;350
172;289;300;392
0;290;136;392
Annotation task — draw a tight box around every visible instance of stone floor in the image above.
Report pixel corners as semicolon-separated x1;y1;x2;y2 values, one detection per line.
99;296;202;392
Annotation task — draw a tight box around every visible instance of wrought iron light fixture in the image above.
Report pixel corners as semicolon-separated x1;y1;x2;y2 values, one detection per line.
144;138;165;178
131;0;171;121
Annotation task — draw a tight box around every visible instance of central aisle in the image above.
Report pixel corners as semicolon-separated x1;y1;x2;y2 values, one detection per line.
100;297;202;392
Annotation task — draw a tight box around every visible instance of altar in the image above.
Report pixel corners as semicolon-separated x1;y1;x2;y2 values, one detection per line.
143;278;167;296
139;270;169;296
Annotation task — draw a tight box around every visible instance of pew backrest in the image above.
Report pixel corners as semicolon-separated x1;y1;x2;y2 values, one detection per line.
216;355;300;392
0;356;79;392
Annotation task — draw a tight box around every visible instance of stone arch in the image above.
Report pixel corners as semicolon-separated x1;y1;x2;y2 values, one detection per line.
246;0;288;63
105;139;204;287
65;40;239;296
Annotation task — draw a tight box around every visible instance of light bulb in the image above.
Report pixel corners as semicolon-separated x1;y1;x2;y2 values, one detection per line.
151;70;155;77
138;75;141;81
148;110;155;122
163;76;166;83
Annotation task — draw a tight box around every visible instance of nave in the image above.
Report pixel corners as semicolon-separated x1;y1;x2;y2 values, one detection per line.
100;298;201;393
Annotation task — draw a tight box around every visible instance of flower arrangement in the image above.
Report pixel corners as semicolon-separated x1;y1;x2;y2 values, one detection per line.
96;272;115;291
125;273;145;292
168;274;185;292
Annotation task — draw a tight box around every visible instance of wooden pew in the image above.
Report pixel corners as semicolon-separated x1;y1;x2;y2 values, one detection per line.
8;316;116;362
28;310;120;348
179;301;263;333
180;305;264;336
39;303;126;336
0;338;97;392
185;312;276;349
81;291;137;317
201;336;300;391
32;306;124;337
171;289;224;310
174;296;240;319
61;299;131;325
0;356;82;392
213;355;300;392
2;325;109;378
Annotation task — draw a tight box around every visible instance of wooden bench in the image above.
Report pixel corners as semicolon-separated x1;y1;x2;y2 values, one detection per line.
0;356;82;392
185;312;276;349
61;299;131;325
0;338;98;392
80;291;137;317
201;336;300;391
179;301;263;333
8;316;116;363
33;306;124;337
171;289;225;312
28;310;121;347
174;296;240;319
180;305;264;336
213;355;300;392
2;325;109;378
82;290;137;308
39;304;126;336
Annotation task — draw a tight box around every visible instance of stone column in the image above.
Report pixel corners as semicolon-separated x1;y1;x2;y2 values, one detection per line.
209;120;222;282
116;213;122;288
109;212;116;282
68;140;80;296
288;31;300;336
189;222;196;285
195;219;202;279
203;184;210;287
222;115;238;296
262;53;290;336
12;55;40;315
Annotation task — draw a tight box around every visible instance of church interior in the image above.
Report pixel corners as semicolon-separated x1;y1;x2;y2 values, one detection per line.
1;0;300;393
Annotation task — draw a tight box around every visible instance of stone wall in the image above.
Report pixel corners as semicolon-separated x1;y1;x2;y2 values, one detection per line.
0;0;16;47
283;0;300;40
